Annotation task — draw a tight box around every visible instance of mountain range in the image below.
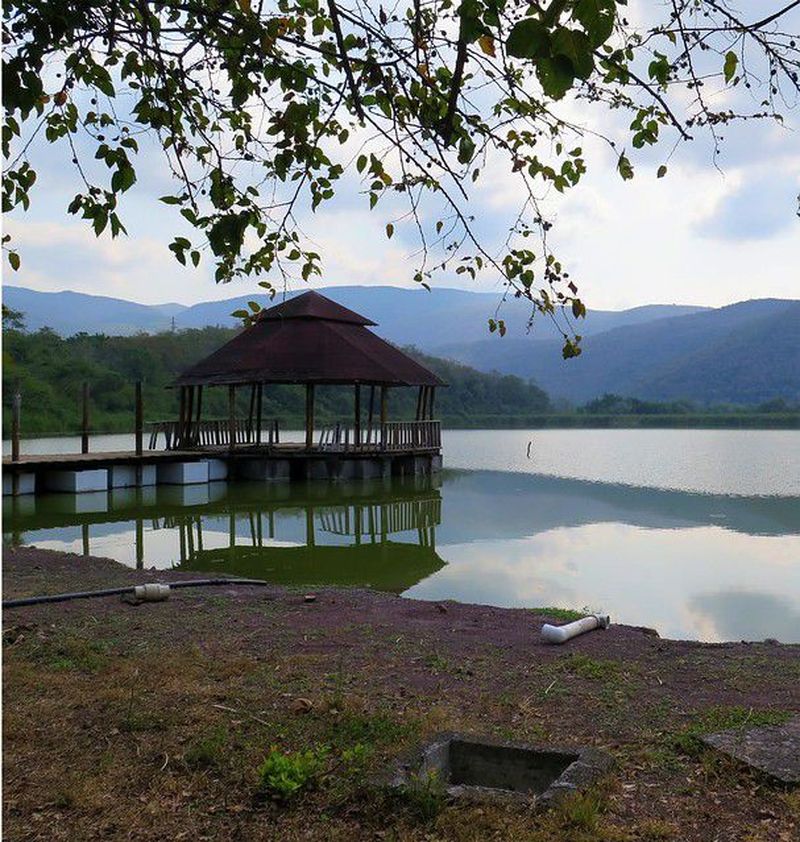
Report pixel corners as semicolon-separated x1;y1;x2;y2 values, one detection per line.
4;284;799;405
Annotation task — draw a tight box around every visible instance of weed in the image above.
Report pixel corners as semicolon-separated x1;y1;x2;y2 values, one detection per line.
670;706;792;757
327;711;414;751
562;653;620;681
636;818;678;840
184;727;228;770
556;789;605;833
47;636;110;673
534;607;586;622
257;745;329;800
400;769;446;822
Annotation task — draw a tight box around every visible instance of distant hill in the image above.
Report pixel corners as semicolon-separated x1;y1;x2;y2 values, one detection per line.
4;285;798;405
440;299;800;405
3;284;705;345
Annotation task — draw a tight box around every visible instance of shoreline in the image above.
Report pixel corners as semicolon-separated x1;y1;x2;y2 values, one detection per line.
3;547;799;840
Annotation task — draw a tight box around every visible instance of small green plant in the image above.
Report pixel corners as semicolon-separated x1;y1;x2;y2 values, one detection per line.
184;727;228;770
400;769;446;822
257;745;329;800
48;636;110;673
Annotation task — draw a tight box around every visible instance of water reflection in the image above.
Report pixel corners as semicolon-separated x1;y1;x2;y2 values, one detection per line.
3;470;799;642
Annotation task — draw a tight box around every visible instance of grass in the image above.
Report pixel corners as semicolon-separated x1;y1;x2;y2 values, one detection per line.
534;606;587;622
184;726;229;770
560;653;621;681
670;705;793;757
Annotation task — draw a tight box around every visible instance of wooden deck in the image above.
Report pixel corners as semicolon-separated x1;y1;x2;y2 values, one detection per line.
2;441;441;474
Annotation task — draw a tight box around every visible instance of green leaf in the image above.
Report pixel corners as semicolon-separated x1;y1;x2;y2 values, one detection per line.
356;154;367;173
617;153;634;181
507;18;550;60
573;0;616;48
551;27;594;80
723;51;738;83
657;164;667;178
385;223;394;239
536;55;575;99
231;309;250;319
8;251;20;271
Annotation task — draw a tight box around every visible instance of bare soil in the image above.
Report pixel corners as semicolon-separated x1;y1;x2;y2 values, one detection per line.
3;546;799;841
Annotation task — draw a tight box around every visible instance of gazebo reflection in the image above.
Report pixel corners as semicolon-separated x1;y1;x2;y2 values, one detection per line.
170;491;443;592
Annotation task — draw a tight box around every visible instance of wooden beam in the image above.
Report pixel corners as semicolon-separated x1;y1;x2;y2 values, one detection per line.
429;386;436;420
11;392;21;463
354;383;361;447
305;383;315;449
81;382;90;454
134;381;143;456
195;385;203;446
248;382;256;443
185;386;194;447
367;385;375;444
177;386;187;449
228;384;237;450
256;383;263;445
415;386;423;421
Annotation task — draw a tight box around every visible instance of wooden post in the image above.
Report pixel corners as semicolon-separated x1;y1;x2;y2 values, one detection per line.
380;386;388;424
135;381;143;456
256;383;263;446
367;386;375;444
415;386;423;421
195;385;203;446
185;386;194;447
305;383;315;450
11;392;21;463
178;386;187;449
354;383;361;448
135;517;144;570
81;523;90;556
228;384;236;449
429;386;436;420
248;383;257;443
81;382;90;454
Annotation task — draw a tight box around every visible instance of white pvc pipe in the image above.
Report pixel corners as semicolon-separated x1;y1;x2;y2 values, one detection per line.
541;613;610;644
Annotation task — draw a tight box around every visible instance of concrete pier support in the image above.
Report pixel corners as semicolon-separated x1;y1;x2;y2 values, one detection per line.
157;461;209;485
44;469;108;494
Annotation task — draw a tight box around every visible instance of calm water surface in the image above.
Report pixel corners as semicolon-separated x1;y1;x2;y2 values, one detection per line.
4;429;799;642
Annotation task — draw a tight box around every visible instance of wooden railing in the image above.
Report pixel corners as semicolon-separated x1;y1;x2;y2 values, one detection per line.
318;420;441;452
148;418;279;450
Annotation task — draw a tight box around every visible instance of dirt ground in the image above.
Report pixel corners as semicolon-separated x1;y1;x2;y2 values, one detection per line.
3;546;799;841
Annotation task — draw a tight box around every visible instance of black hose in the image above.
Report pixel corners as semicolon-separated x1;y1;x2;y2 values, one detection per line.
2;578;271;609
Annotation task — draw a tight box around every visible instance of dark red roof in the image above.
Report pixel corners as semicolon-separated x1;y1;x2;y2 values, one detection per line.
257;290;376;325
175;291;445;387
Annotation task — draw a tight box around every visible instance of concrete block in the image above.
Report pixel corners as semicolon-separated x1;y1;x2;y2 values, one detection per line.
108;464;157;488
3;472;36;496
50;491;108;514
109;486;157;509
238;458;290;482
207;459;228;481
157;461;209;485
45;469;108;494
158;484;210;507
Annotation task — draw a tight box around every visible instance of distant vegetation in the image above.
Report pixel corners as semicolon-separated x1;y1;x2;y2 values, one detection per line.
3;311;797;437
1;320;551;436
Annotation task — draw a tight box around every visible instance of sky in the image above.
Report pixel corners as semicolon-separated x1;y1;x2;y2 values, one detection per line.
3;2;799;312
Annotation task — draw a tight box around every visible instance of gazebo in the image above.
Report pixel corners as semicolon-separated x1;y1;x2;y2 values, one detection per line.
154;291;445;461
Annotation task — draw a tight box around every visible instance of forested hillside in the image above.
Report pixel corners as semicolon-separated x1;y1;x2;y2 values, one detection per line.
1;324;551;435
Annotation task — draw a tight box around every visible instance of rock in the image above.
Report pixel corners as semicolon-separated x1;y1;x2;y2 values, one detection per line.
304;593;317;603
702;716;800;784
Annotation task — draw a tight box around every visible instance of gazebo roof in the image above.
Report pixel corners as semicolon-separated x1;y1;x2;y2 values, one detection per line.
175;290;445;387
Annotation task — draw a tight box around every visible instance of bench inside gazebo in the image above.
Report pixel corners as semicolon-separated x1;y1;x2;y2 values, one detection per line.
149;291;445;460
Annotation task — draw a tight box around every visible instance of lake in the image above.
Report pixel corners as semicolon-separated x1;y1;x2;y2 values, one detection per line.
4;429;800;642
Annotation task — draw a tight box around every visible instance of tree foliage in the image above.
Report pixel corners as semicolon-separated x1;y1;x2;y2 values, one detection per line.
1;323;551;434
3;0;799;356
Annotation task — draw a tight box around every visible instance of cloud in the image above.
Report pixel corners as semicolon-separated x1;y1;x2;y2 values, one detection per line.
697;169;800;241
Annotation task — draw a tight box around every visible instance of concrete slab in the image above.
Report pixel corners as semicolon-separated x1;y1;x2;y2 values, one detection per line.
157;461;209;485
702;716;800;783
44;469;108;494
3;472;36;496
158;484;210;507
108;465;157;488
